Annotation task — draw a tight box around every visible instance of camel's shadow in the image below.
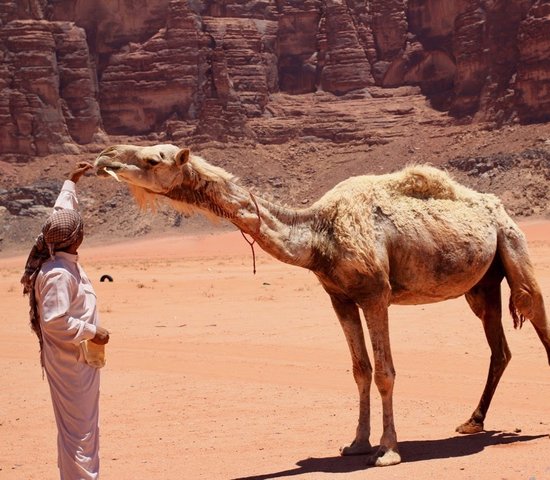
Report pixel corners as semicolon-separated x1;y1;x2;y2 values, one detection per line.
231;431;547;480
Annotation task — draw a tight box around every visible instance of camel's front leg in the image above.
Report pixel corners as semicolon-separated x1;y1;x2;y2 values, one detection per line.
362;298;401;467
329;295;374;456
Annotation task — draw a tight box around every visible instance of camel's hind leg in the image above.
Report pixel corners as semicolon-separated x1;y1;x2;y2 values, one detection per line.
497;222;550;364
456;256;511;434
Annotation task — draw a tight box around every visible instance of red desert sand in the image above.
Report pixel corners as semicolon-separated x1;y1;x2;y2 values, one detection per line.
1;221;549;479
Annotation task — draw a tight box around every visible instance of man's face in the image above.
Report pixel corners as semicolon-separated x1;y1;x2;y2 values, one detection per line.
73;228;84;251
62;228;84;254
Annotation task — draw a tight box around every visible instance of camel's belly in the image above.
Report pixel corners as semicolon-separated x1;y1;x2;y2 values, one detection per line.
390;287;473;305
387;227;498;305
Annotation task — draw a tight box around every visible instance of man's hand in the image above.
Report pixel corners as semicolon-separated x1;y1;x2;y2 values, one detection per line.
90;326;110;345
70;162;94;183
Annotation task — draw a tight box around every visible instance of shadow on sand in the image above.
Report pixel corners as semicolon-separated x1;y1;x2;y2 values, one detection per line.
232;431;548;480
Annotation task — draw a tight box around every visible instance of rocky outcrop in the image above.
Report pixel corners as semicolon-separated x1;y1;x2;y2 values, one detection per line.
0;181;58;216
98;1;205;134
318;1;373;94
516;1;550;123
447;145;550;217
276;3;321;94
449;1;533;122
1;0;549;158
0;18;105;159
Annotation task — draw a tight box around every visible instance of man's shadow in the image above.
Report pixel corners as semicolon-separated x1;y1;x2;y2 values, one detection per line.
232;431;548;480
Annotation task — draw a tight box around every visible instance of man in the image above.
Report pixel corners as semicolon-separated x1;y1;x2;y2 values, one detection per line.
22;162;109;480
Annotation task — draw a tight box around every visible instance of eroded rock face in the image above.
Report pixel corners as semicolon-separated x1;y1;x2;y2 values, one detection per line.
516;1;550;123
1;0;548;158
0;19;105;159
318;1;373;94
98;1;206;134
277;3;322;94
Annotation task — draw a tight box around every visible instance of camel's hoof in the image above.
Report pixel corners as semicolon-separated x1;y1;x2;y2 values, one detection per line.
340;439;373;456
367;448;401;467
456;419;484;434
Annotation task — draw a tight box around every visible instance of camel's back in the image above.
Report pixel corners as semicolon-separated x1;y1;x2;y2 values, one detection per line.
382;165;470;201
315;165;502;215
312;164;509;249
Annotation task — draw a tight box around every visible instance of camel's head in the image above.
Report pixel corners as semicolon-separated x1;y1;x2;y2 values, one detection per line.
95;143;237;214
94;144;189;194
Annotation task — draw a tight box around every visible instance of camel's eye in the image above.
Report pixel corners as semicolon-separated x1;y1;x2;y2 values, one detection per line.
146;158;160;167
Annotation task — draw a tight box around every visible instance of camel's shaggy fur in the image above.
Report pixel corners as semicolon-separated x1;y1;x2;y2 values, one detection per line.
95;144;550;468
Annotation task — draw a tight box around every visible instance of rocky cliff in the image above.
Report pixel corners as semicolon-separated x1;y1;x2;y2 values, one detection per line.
1;0;550;159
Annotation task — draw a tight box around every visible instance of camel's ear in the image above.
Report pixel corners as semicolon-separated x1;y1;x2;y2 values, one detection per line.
175;148;190;166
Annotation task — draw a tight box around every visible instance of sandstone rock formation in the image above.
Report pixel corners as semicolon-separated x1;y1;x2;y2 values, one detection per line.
1;0;549;158
516;2;550;123
0;17;106;159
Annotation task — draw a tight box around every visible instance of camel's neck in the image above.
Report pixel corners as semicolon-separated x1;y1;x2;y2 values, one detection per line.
165;180;317;268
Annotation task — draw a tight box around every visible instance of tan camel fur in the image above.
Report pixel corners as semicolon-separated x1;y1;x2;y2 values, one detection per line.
95;144;550;467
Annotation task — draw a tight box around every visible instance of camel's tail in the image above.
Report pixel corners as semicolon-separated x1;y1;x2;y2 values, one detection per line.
497;215;550;365
509;298;527;330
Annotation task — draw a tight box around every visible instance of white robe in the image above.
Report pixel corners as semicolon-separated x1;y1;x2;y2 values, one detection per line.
35;180;101;480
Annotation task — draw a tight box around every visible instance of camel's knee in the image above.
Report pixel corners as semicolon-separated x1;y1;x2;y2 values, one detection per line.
353;361;372;384
490;347;512;373
374;368;395;396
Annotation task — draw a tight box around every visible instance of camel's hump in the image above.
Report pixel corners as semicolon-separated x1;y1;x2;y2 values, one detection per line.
316;165;487;208
388;166;459;200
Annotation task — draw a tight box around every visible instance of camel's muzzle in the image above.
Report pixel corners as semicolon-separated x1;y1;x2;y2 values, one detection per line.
94;156;125;180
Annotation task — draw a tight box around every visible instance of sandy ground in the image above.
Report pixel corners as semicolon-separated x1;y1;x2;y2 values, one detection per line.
1;222;549;480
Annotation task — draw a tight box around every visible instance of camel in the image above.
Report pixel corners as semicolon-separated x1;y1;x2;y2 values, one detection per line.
94;144;550;467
